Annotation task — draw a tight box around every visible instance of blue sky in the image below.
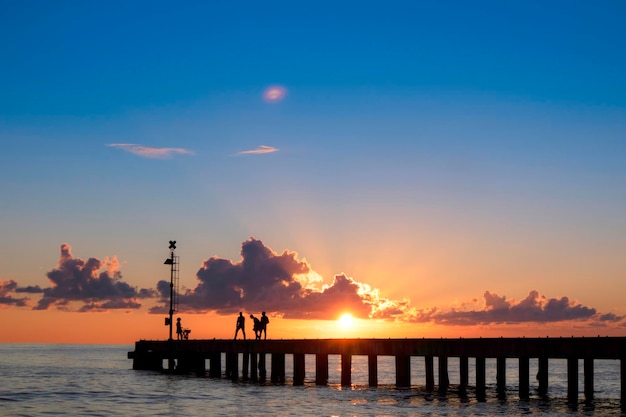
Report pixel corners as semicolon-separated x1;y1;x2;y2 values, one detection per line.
1;0;626;341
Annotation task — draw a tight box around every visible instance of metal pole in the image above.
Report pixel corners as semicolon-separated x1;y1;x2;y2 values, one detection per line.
168;250;174;341
165;240;176;342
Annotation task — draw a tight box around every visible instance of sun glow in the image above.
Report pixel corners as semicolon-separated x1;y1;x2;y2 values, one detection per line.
338;313;354;329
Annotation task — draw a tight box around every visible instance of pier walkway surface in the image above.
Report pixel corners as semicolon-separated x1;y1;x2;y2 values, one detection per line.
128;337;626;405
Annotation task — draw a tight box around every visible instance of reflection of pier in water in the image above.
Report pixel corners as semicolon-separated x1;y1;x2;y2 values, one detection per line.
129;337;626;405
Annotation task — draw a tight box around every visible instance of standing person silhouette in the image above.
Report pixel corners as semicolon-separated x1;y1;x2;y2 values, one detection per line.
176;318;183;340
250;314;261;340
234;312;246;340
260;311;270;340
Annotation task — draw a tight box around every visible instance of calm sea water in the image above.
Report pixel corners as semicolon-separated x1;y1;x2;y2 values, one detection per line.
0;344;624;416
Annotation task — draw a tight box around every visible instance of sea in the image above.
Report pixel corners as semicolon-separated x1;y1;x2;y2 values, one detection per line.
0;344;624;416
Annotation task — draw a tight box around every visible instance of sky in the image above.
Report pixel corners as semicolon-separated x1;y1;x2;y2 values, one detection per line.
1;0;626;344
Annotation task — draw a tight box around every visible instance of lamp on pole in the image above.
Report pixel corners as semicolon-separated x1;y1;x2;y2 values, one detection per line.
164;240;176;341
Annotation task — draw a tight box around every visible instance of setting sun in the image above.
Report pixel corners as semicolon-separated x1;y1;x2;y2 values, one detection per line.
338;313;354;329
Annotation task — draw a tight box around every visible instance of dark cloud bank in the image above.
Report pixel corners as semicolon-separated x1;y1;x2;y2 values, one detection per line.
1;239;623;328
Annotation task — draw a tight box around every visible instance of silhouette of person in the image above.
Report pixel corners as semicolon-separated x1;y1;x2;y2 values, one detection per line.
250;314;261;340
176;317;183;340
260;311;270;340
234;312;246;340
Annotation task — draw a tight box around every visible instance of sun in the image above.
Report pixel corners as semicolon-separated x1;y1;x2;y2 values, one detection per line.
338;313;354;329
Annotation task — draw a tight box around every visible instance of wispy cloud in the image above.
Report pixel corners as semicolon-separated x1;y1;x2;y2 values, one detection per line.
236;145;279;155
107;144;194;159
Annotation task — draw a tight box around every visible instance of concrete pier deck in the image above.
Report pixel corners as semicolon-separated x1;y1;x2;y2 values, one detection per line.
128;337;626;405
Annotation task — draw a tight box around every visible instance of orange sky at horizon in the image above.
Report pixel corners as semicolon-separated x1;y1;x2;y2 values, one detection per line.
2;235;626;345
4;304;625;345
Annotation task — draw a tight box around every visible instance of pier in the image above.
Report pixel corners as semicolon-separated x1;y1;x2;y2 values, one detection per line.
128;337;626;404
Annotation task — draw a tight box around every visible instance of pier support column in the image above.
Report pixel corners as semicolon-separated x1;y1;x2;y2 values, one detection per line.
496;357;506;398
209;352;221;378
250;352;258;381
537;356;548;397
395;355;410;389
224;352;232;378
584;358;594;402
271;353;285;384
242;353;250;381
226;352;238;382
567;357;579;404
476;357;486;402
132;353;162;371
459;356;468;393
176;354;205;374
293;353;305;386
258;353;267;382
341;354;352;387
621;357;626;411
130;342;163;371
368;354;378;387
315;353;328;385
438;356;449;394
519;357;529;400
425;355;434;391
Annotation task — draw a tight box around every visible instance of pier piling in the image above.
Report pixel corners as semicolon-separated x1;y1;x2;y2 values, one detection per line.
271;353;285;384
496;357;506;397
425;355;434;391
368;354;378;387
341;354;352;386
538;356;548;396
315;353;328;385
438;356;449;394
395;355;410;388
567;357;578;403
476;357;486;401
459;356;468;392
519;356;529;400
584;357;594;402
293;353;305;385
127;336;626;407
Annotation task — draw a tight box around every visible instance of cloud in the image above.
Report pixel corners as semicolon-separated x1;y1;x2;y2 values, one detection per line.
150;237;380;319
149;238;624;329
235;145;279;155
15;285;44;294
107;144;194;159
407;290;625;326
0;280;30;307
35;243;156;312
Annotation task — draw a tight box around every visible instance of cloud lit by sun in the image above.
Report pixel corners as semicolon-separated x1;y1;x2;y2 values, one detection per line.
338;313;354;329
263;85;287;103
